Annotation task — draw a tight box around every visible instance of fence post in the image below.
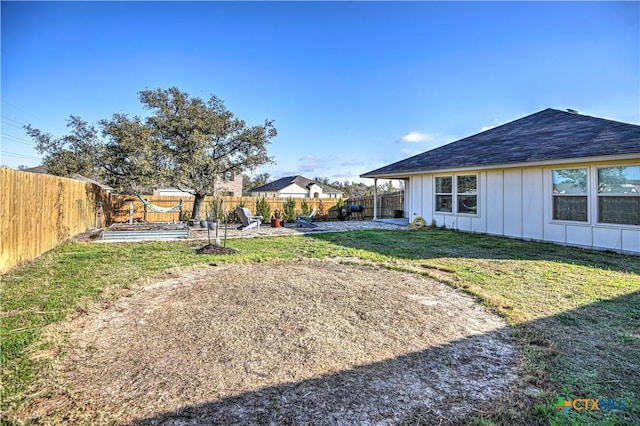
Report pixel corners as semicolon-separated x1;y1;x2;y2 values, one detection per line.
129;202;134;224
373;178;378;220
96;201;103;228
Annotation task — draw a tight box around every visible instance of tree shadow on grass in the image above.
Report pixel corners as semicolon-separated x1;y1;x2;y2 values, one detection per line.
130;328;519;425
129;292;639;426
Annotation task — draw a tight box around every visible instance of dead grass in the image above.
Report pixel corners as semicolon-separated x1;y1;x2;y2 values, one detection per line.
23;259;519;425
195;243;237;255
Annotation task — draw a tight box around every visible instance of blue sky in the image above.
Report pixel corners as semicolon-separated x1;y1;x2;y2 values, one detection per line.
2;1;638;183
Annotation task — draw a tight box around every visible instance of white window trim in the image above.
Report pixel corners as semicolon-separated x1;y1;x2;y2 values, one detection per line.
456;174;478;215
434;175;453;214
434;173;479;216
595;164;640;227
551;167;589;223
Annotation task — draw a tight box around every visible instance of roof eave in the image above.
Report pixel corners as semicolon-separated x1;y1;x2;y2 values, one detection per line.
360;153;640;179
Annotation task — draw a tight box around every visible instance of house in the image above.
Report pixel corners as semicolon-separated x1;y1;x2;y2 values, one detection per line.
154;171;243;197
361;108;640;254
249;175;343;198
22;165;114;193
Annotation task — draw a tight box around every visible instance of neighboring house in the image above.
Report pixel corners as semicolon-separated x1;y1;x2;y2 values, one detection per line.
361;108;640;254
22;165;114;193
250;175;343;198
154;171;243;197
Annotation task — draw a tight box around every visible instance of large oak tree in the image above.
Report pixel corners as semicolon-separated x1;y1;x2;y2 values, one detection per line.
27;87;276;220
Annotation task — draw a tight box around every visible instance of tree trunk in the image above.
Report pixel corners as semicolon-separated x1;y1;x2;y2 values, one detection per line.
191;194;206;221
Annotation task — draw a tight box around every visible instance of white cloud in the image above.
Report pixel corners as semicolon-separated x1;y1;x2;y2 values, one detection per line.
479;118;504;133
298;155;319;172
332;171;356;178
400;131;434;143
298;155;336;174
341;159;364;167
400;148;419;155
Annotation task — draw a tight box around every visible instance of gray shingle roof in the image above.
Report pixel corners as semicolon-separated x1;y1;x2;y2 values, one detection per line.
250;175;342;194
361;108;640;178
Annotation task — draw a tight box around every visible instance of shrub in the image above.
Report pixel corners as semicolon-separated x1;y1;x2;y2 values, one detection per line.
317;199;326;220
226;201;247;224
207;197;224;222
335;198;347;221
283;197;297;223
300;199;311;216
256;197;271;223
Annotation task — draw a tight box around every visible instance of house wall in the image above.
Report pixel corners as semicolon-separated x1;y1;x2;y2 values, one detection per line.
407;159;640;254
250;183;307;198
154;188;193;197
217;174;243;196
251;183;343;199
308;183;323;198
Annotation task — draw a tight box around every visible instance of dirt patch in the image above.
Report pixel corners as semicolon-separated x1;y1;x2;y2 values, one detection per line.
35;260;519;424
195;244;238;255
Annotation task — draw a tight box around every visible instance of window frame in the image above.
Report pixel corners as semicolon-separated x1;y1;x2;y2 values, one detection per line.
434;175;453;213
456;174;478;215
433;173;478;215
551;167;589;223
596;165;640;226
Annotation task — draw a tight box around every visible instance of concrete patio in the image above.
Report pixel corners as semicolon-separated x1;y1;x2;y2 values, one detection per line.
190;218;411;240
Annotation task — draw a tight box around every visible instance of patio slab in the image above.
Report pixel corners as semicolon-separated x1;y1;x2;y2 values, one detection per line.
189;219;410;240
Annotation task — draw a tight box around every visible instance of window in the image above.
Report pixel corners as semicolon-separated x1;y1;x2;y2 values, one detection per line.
598;166;640;225
435;175;478;214
435;176;452;212
223;171;234;182
457;175;477;214
552;169;588;221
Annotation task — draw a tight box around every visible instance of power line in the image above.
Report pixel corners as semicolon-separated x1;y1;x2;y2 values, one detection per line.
2;132;34;143
0;150;41;160
1;102;57;129
1;133;35;145
1;120;26;130
1;115;26;126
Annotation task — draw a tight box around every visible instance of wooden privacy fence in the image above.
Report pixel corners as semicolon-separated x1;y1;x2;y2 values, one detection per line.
0;166;406;274
111;195;342;223
1;168;111;274
112;192;405;224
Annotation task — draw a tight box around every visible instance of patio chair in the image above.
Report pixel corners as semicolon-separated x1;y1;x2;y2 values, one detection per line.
236;207;263;231
296;207;318;228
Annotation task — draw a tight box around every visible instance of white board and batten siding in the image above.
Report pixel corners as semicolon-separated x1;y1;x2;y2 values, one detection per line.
406;163;640;254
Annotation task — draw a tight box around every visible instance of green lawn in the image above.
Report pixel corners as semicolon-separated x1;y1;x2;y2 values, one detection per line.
1;229;639;424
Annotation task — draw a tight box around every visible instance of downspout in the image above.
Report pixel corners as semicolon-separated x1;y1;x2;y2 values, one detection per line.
373;178;378;220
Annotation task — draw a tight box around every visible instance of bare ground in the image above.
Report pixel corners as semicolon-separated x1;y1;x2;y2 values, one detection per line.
26;259;519;425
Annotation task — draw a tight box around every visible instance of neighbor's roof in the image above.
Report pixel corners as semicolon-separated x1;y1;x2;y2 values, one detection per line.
250;175;342;194
22;165;114;191
361;108;640;178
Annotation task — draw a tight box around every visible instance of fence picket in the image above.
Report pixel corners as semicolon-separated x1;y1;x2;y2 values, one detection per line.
0;168;111;273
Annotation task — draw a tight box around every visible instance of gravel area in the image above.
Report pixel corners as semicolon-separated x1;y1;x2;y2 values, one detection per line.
190;219;410;240
88;220;411;243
